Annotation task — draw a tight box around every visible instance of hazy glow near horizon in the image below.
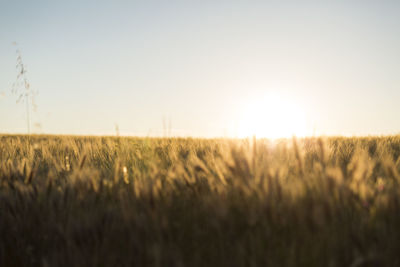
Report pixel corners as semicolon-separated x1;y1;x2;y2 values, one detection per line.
238;94;307;139
1;1;400;137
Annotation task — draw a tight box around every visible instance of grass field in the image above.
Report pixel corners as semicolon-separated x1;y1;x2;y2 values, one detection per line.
1;135;400;266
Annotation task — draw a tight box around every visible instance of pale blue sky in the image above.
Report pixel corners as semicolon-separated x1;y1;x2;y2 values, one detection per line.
1;1;400;137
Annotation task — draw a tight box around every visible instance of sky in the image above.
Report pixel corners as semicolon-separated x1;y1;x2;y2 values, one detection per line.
1;0;400;137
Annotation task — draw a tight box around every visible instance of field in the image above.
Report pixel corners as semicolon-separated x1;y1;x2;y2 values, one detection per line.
1;135;400;266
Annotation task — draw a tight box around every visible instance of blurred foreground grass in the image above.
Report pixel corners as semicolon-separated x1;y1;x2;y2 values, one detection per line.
1;135;400;266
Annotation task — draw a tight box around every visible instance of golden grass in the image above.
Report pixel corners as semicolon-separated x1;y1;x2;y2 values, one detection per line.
1;134;400;266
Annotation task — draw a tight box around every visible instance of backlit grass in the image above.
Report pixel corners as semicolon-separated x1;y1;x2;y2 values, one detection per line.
1;135;400;266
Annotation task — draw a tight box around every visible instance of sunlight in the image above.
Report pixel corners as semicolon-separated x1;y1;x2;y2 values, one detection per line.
238;93;307;139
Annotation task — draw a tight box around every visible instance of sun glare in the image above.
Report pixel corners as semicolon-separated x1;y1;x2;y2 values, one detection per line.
238;93;307;139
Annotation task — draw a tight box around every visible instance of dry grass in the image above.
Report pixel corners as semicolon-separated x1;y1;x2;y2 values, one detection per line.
1;134;400;266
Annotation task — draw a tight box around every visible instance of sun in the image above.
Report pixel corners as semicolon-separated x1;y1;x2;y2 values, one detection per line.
237;93;307;139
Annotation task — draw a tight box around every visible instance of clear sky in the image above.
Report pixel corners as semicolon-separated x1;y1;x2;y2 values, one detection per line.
1;1;400;137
